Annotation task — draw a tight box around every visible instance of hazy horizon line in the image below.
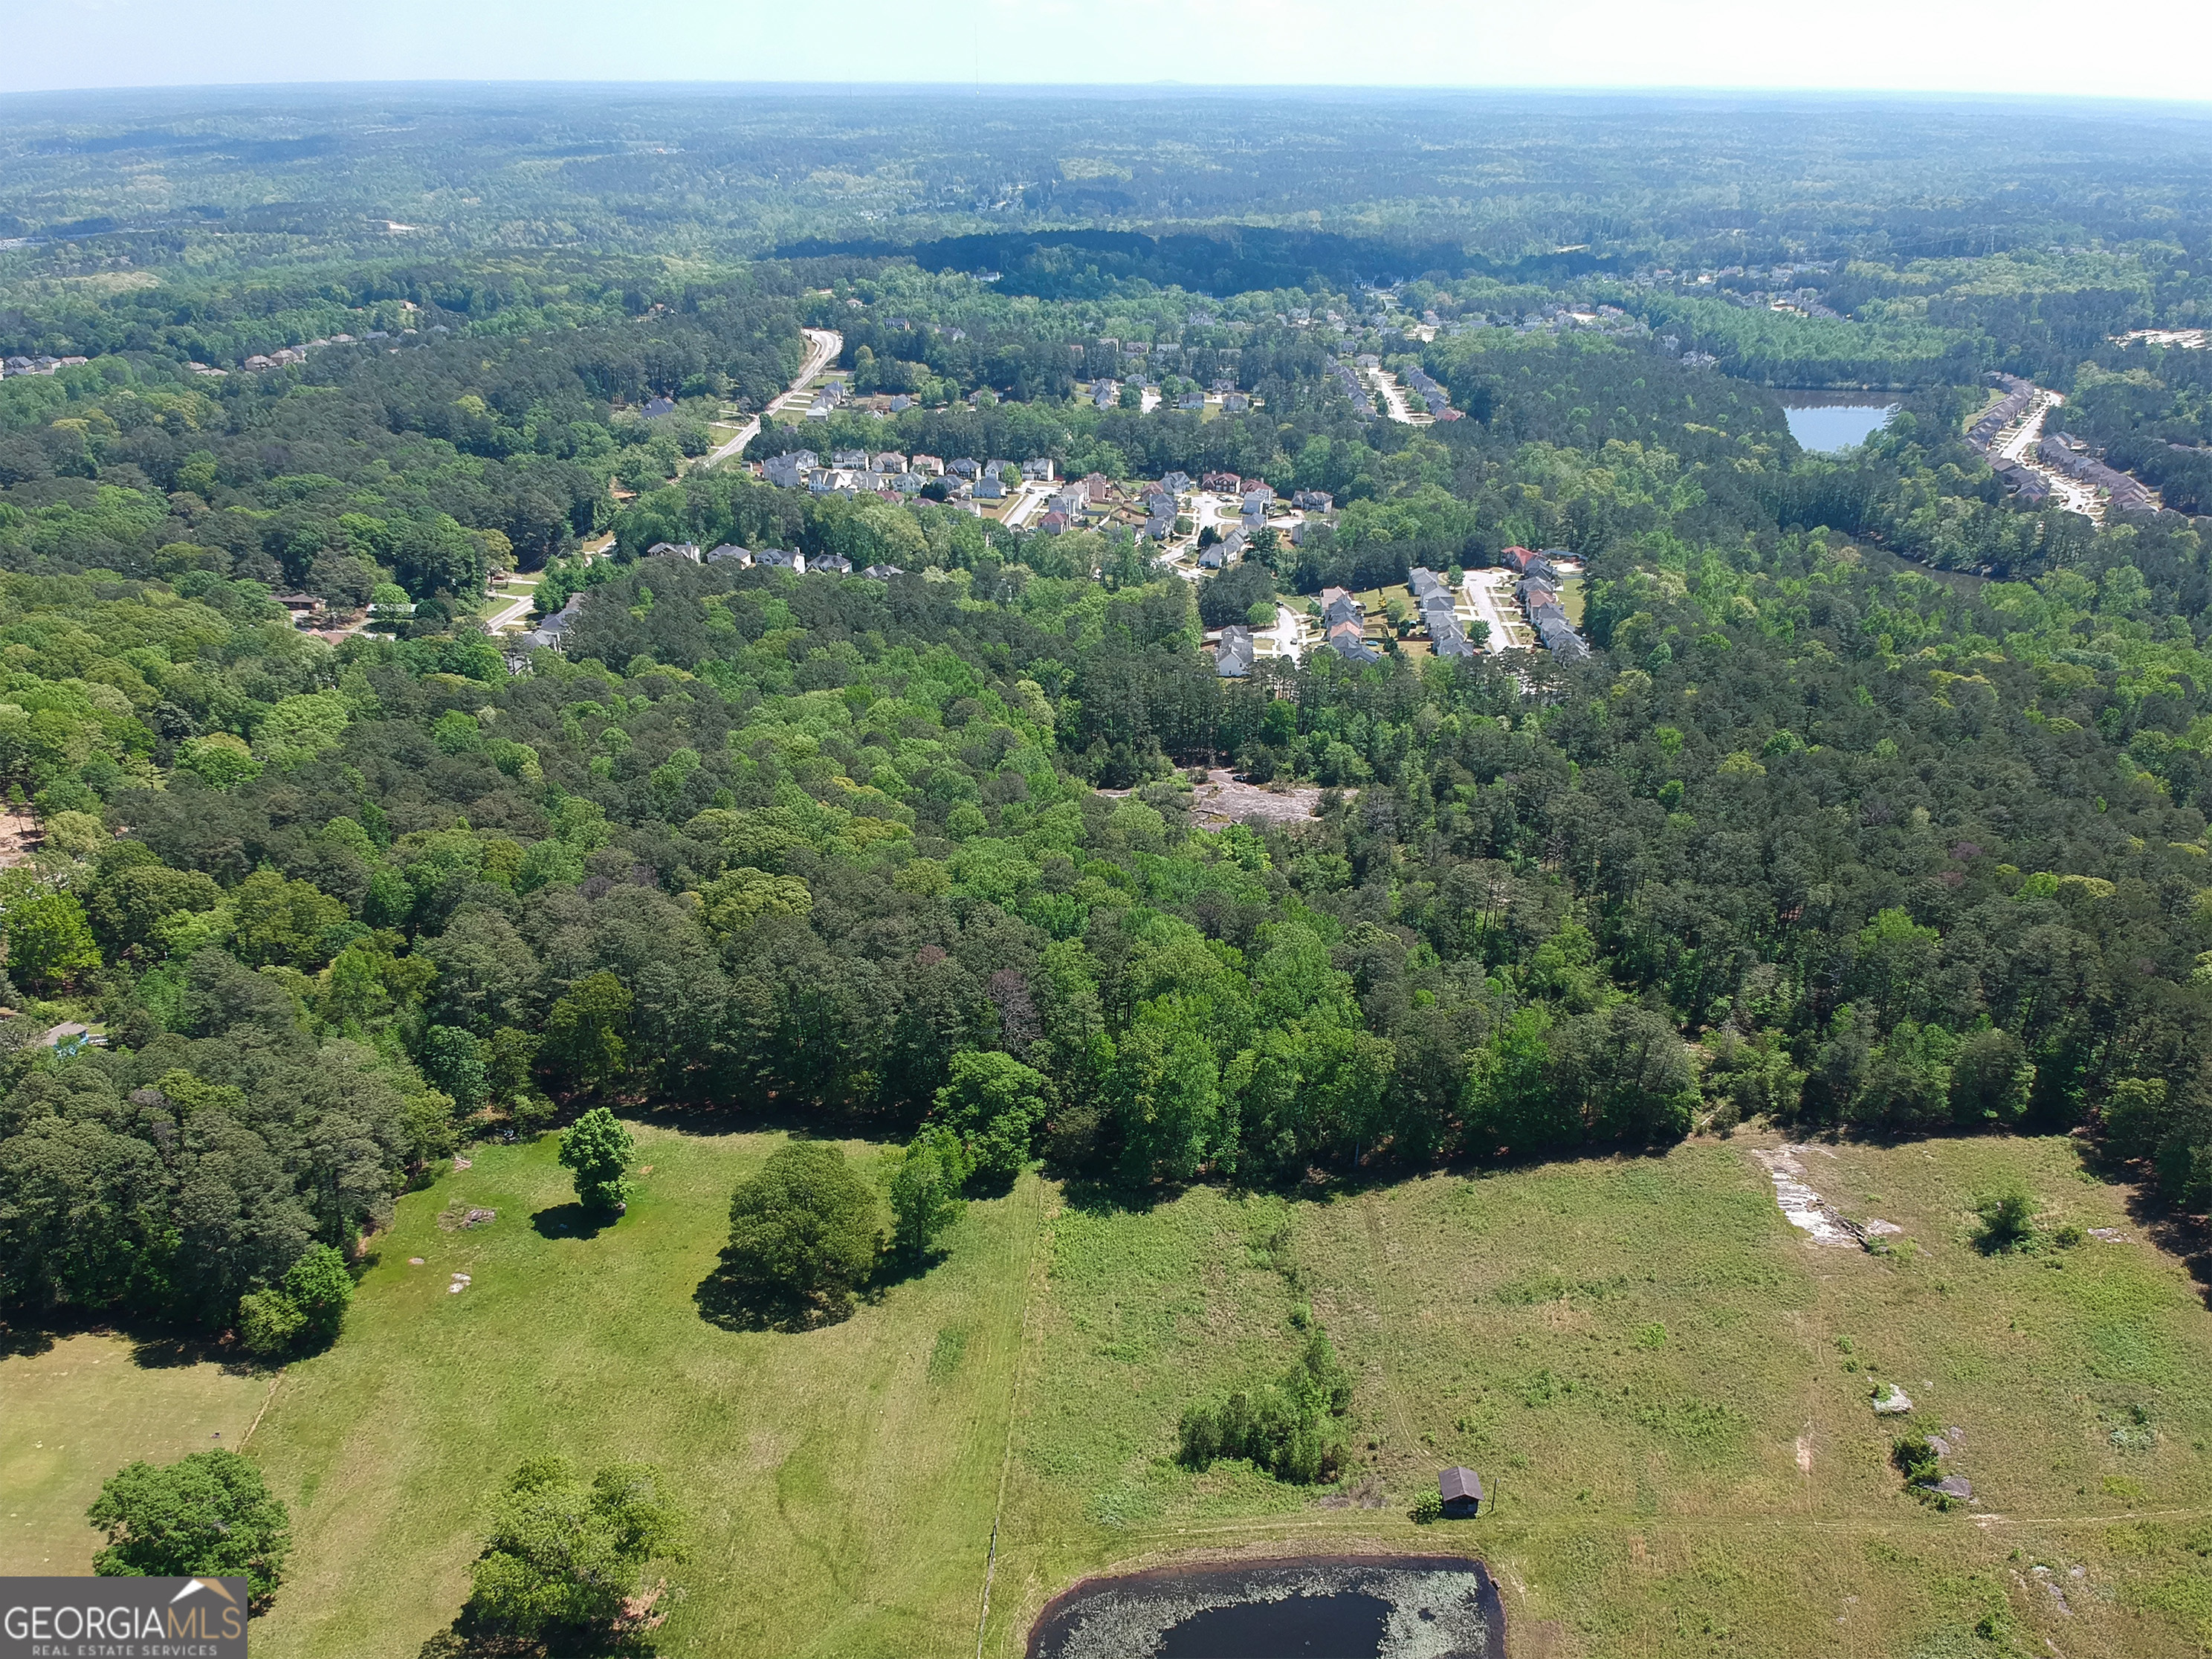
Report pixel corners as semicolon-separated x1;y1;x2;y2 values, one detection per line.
1;79;2210;114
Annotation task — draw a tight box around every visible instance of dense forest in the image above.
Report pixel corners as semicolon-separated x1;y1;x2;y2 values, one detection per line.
4;89;2212;1351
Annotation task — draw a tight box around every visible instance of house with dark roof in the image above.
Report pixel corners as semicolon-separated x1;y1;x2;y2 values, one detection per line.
861;564;905;581
1438;1467;1483;1519
642;396;676;418
809;552;854;574
646;542;702;563
705;544;751;565
520;592;586;653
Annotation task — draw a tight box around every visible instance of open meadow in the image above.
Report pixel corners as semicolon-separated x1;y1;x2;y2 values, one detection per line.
11;1126;2212;1658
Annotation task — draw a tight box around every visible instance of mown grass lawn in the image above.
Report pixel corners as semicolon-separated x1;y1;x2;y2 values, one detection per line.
243;1123;1044;1659
0;1330;268;1575
21;1126;2212;1658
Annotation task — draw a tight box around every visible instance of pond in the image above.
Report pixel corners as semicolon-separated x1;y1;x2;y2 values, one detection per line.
1026;1554;1503;1659
1780;392;1899;454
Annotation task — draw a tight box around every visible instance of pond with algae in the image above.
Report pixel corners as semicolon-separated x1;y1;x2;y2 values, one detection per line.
1026;1555;1503;1659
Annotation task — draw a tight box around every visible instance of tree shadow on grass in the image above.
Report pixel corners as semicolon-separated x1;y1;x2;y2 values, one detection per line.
531;1203;615;1241
692;1247;854;1334
417;1622;653;1658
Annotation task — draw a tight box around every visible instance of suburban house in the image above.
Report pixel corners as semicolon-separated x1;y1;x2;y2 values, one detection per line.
910;454;945;476
1021;458;1055;481
642;396;676;418
1203;470;1242;492
754;549;803;572
861;564;904;581
646;542;702;563
705;545;751;565
1215;625;1255;678
520;593;586;653
975;476;1007;501
1325;623;1382;665
1160;471;1194;492
1292;490;1333;511
948;456;980;478
832;449;870;469
872;451;907;472
809;552;854;574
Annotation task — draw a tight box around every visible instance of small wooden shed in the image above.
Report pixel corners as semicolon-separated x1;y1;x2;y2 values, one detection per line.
1438;1466;1483;1519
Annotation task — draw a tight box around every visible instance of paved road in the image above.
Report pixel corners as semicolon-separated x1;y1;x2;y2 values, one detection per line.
708;328;843;467
1002;481;1055;529
1258;601;1306;663
484;586;539;636
1366;367;1431;426
1993;389;2103;522
1463;569;1525;651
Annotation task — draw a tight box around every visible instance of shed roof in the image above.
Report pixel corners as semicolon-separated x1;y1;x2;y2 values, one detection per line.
1440;1466;1482;1503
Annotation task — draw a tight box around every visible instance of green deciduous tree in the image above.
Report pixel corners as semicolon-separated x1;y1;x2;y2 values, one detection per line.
236;1243;354;1358
560;1107;638;1215
3;888;100;990
720;1142;882;1319
464;1457;684;1643
888;1124;971;1261
88;1449;293;1605
933;1050;1049;1186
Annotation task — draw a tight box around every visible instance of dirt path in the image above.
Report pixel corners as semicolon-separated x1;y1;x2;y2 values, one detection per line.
1356;1197;1424;1461
0;805;41;868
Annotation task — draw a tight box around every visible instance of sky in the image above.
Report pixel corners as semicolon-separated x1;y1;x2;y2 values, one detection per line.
6;0;2212;103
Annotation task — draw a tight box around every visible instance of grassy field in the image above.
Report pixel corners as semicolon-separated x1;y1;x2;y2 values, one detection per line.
15;1126;2212;1657
0;1330;270;1574
244;1124;1044;1659
983;1134;2212;1658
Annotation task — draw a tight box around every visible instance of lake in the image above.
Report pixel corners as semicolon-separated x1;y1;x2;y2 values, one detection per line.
1026;1554;1503;1659
1780;394;1898;453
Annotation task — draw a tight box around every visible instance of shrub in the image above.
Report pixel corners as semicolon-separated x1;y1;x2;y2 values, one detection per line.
1891;1433;1940;1487
1411;1488;1444;1524
1177;1333;1354;1485
1974;1187;2035;1252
